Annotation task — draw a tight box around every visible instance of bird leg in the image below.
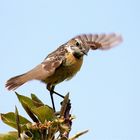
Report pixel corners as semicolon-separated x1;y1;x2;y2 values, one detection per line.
50;88;56;112
47;85;64;112
52;90;64;98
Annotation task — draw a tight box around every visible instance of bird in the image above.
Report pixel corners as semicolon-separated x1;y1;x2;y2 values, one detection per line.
5;33;122;111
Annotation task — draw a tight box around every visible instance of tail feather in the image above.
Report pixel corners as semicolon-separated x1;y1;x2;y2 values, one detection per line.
5;74;28;90
5;64;44;91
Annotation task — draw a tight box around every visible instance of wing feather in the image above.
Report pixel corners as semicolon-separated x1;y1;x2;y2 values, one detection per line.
74;33;122;50
41;45;66;78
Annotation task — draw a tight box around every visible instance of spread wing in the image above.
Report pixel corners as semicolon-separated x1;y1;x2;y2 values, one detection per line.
41;45;66;77
74;33;123;50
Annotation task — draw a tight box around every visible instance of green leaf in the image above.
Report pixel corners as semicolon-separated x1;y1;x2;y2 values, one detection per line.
16;93;39;122
15;93;54;123
0;131;18;140
31;105;55;123
1;112;30;130
15;106;21;138
31;94;44;107
20;100;39;123
16;92;35;109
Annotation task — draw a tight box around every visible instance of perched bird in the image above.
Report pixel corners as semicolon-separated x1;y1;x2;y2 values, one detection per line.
6;33;122;111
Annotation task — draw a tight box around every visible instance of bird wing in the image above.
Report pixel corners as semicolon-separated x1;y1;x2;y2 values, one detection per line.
74;33;123;50
41;45;66;77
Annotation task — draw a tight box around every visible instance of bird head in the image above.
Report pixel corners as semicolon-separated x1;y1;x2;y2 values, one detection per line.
66;39;90;59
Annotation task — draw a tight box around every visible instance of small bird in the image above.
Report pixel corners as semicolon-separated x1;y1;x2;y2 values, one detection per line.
6;33;122;111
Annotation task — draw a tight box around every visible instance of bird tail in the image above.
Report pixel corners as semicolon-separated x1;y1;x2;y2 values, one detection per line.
5;65;43;91
5;73;30;90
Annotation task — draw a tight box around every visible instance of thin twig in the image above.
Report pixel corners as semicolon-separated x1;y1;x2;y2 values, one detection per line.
60;93;70;117
69;130;89;140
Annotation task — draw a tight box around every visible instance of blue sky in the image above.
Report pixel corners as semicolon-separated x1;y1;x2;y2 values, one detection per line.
0;0;140;140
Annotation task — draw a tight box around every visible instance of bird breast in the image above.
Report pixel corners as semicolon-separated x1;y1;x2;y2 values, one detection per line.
64;52;83;80
43;52;83;85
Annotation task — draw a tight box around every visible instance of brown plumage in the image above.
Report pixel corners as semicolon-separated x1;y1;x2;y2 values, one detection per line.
5;33;122;111
6;33;122;91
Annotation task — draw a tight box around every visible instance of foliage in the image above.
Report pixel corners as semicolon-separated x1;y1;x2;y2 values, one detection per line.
0;93;88;140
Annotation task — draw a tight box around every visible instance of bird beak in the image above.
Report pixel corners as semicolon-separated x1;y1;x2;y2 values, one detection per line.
83;51;88;55
82;49;88;56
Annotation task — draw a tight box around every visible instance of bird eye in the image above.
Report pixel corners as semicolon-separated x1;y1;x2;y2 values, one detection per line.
76;42;80;46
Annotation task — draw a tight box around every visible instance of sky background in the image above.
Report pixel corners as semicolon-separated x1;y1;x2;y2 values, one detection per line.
0;0;140;140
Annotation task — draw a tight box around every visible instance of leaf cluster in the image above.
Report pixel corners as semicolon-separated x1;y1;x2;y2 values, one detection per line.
0;93;88;140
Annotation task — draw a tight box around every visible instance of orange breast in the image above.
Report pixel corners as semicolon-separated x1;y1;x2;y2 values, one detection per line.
64;52;83;80
44;52;83;85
